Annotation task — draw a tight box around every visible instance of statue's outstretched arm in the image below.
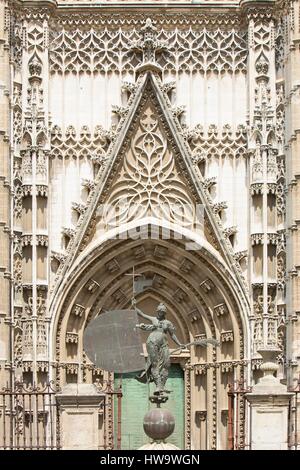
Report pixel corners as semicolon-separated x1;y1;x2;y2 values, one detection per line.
135;308;154;323
136;323;155;331
170;332;185;348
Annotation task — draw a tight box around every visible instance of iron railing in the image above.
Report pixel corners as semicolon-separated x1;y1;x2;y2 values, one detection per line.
0;381;60;450
228;380;252;450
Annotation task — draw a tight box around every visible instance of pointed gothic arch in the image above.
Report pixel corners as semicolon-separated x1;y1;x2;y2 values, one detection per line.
50;219;250;449
47;69;252;449
49;72;249;310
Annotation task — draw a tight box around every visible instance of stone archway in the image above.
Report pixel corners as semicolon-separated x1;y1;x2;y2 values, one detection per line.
50;223;250;450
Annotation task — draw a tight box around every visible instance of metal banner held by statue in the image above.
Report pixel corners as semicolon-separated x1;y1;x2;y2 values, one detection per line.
83;309;145;373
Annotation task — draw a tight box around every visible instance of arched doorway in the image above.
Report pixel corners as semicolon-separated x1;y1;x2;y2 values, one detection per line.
50;223;250;449
115;363;184;450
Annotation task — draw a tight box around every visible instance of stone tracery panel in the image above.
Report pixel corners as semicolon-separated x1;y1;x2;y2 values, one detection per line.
103;101;197;229
183;123;247;162
49;27;247;76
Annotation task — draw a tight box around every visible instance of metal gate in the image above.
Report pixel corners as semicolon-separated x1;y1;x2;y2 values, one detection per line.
227;381;252;450
0;381;60;450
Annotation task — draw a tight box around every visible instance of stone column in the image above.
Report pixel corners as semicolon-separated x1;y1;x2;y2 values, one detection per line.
246;349;292;449
284;0;300;386
0;0;12;385
56;384;105;450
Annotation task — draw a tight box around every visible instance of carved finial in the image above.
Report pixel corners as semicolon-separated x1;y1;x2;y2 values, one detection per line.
131;17;168;77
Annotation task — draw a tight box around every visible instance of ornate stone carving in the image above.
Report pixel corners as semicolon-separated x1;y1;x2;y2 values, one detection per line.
277;230;286;291
72;202;87;216
101;102;197;229
212;201;228;214
72;304;85;318
13;256;22;293
14;181;23;221
36;152;48;177
22;151;32;176
250;183;263;195
132;246;146;259
36;235;48;247
65;363;79;375
179;259;194;274
194;364;209;375
62;227;76;239
153;246;168;259
105;259;120;273
112;105;129;119
22;235;33;247
251;233;264;245
49;26;247;76
214;303;229;317
50;125;110;160
188;309;200;323
66;332;79;344
203;177;217;191
36;185;48;197
275;18;285;71
234;250;248;262
51;251;66;264
199;279;215;293
174;288;187;303
24;294;46;318
13;84;22;145
85;279;100;294
221;362;234;373
184;365;191;449
23;321;33;359
81;179;95;192
183;124;247;162
37;361;49;373
223;226;237;238
152;274;166;288
37;320;47;358
28;56;42;81
112;288;127;304
22;185;32;197
267;233;278;245
221;330;234;343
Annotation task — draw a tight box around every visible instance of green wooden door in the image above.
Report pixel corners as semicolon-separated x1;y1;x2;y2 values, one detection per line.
114;364;184;450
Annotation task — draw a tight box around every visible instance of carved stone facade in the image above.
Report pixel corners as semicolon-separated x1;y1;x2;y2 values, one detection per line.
1;0;299;451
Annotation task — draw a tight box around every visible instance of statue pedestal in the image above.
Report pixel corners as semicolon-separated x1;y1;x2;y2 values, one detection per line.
56;384;105;450
139;392;181;450
245;349;293;450
139;442;180;450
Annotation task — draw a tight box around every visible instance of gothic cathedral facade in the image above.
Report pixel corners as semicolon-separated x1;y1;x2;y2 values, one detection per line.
0;0;299;450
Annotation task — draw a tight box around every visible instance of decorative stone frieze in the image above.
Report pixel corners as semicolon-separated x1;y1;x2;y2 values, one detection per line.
214;303;229;317
105;259;120;273
85;279;100;294
221;330;234;343
71;304;85;318
66;332;79;344
199;279;215;293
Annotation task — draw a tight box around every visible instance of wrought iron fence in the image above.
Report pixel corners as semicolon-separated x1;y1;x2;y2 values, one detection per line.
0;381;60;450
227;380;252;450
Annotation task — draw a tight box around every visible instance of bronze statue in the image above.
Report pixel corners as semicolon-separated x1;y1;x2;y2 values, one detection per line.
135;302;219;395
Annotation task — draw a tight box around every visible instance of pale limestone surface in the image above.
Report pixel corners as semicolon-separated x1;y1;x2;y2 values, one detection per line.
0;0;299;450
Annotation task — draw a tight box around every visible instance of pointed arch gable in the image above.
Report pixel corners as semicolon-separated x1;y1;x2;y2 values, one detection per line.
50;72;249;319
